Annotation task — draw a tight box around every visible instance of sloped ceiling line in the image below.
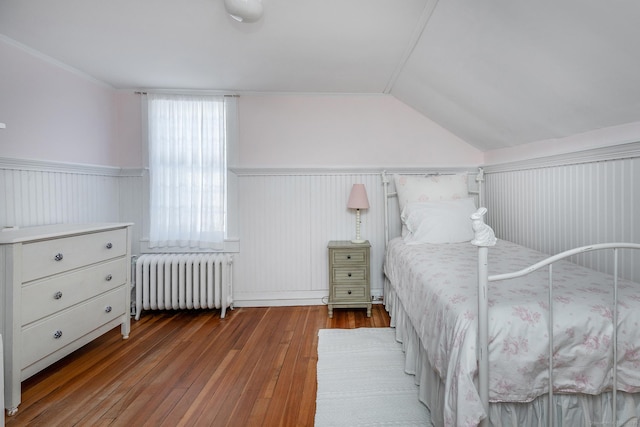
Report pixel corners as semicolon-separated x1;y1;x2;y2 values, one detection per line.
384;0;440;94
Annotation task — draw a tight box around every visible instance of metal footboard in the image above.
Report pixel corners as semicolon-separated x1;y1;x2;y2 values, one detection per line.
473;208;640;427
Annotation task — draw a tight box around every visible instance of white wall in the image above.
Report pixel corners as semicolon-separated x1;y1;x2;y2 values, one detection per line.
0;37;120;166
231;94;482;305
113;91;143;168
237;94;482;169
8;34;639;308
484;150;640;282
1;37;486;308
484;121;640;165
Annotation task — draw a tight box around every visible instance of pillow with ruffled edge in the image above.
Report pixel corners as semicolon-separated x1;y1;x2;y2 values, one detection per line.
401;198;477;244
393;174;469;213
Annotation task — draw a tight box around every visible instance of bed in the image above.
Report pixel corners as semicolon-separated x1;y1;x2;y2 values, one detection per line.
381;170;640;427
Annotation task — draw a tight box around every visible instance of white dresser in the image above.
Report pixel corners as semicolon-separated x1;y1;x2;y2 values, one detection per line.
0;223;132;416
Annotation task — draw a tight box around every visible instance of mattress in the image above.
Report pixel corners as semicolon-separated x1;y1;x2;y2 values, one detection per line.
384;237;640;426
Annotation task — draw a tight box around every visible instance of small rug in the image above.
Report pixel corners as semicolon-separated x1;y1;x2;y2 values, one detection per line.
315;328;432;426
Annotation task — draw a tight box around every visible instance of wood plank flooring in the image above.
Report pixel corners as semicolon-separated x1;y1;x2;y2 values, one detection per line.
5;304;390;426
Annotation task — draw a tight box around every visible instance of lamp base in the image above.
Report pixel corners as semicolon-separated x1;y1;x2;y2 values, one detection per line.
351;239;366;244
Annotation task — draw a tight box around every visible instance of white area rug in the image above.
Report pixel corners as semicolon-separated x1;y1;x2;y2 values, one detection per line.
315;328;432;426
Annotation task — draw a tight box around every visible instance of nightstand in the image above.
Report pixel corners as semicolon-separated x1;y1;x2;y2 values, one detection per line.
327;240;371;318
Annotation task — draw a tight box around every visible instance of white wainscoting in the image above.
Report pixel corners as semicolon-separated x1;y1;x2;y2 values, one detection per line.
233;167;481;307
4;148;638;307
484;148;640;282
0;159;144;255
0;159;121;228
234;171;388;306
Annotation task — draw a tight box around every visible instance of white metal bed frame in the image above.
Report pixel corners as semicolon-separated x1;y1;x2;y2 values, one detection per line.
381;169;640;427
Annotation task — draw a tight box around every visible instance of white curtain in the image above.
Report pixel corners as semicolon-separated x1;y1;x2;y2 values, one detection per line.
147;94;227;249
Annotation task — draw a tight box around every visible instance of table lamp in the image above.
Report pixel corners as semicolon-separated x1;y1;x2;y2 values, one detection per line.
347;184;370;243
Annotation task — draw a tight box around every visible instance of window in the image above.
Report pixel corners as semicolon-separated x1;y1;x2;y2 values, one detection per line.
147;94;230;250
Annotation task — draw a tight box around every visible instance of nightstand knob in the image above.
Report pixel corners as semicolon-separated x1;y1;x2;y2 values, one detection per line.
348;290;352;295
53;330;63;339
106;242;113;249
54;253;64;261
348;273;352;277
54;291;63;300
347;255;351;259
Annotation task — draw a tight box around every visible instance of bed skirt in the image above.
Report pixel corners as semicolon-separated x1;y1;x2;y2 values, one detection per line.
384;278;640;427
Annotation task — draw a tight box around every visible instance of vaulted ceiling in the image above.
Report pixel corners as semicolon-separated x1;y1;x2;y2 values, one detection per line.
1;0;639;151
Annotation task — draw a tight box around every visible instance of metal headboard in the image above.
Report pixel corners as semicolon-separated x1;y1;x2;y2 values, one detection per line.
381;168;485;248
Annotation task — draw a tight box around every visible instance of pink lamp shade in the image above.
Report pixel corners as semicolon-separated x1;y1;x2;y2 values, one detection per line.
347;184;370;210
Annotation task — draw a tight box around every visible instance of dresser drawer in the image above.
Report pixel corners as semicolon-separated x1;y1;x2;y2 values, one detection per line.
21;286;127;369
21;228;127;283
333;285;367;300
21;258;128;326
331;267;367;283
330;248;367;265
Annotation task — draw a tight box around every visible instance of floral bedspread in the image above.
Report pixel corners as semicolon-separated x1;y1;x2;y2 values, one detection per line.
384;238;640;427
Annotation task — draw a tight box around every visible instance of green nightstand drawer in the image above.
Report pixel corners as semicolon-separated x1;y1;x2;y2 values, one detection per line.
331;267;367;283
333;285;367;300
331;249;367;265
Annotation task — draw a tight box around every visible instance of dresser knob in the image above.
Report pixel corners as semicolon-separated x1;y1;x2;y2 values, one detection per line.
53;330;63;339
106;242;113;249
106;274;113;281
54;253;64;261
54;291;63;300
348;273;352;277
348;290;352;295
105;306;112;313
347;255;351;259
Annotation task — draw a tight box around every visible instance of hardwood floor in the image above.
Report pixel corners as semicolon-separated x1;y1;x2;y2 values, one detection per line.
5;304;390;426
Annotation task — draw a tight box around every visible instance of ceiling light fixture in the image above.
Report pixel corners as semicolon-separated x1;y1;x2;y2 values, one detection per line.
224;0;263;23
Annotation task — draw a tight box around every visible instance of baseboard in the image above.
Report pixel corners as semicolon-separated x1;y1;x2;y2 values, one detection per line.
233;299;324;308
233;290;328;307
232;290;385;308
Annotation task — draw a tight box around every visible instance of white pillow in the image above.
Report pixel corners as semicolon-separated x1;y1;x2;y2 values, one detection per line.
393;174;469;212
401;198;477;244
